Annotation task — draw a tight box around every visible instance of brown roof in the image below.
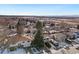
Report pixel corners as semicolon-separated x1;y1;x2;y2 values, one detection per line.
7;34;32;44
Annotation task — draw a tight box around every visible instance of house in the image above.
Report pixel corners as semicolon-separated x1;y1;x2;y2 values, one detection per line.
54;33;67;42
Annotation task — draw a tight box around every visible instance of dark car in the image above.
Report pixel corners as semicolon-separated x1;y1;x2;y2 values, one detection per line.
30;47;43;54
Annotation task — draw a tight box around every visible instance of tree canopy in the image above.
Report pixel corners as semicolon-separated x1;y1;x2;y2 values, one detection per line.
31;21;44;49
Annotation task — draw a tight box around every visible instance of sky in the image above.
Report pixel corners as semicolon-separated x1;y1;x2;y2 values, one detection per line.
0;4;79;16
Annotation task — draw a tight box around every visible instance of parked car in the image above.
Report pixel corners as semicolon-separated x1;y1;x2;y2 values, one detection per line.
50;41;61;50
74;32;79;38
50;41;59;47
30;47;43;54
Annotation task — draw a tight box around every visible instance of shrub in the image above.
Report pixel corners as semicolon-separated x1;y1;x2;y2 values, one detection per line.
9;47;17;51
76;47;79;50
18;44;24;48
45;42;51;48
65;38;72;44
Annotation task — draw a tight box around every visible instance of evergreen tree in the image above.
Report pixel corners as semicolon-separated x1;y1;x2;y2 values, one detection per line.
16;19;24;35
36;21;43;30
8;25;11;29
31;30;44;49
31;21;44;49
